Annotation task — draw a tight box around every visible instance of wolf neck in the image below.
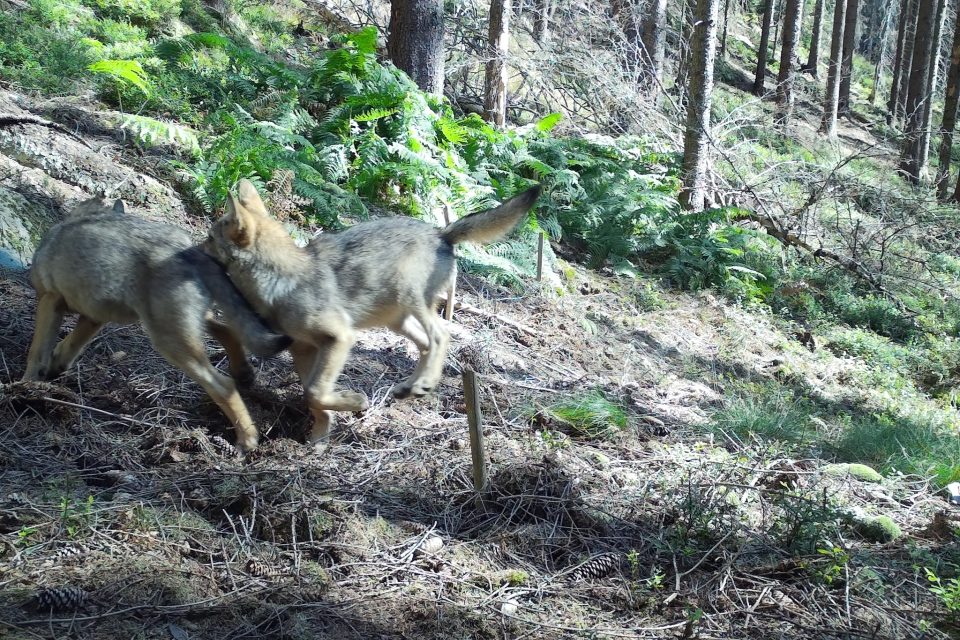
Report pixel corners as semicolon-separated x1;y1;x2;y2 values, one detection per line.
232;227;308;310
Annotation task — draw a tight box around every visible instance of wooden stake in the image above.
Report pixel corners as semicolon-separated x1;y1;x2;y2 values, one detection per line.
443;203;456;321
536;231;545;282
462;368;487;492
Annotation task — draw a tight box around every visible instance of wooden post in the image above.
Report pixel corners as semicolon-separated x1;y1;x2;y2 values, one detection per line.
536;231;544;282
443;203;456;321
462;368;487;491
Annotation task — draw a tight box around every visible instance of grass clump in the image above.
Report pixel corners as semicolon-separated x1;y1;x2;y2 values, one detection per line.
536;390;628;439
710;382;817;448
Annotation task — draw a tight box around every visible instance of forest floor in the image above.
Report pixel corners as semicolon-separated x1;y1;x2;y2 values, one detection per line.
1;28;959;640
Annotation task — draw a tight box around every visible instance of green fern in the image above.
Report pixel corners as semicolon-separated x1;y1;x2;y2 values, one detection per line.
121;114;199;153
88;59;152;96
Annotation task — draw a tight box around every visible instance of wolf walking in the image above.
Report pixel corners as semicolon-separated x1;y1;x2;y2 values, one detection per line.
22;197;289;451
204;180;540;445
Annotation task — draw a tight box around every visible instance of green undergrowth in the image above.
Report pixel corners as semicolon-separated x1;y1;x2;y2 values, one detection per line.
709;379;960;486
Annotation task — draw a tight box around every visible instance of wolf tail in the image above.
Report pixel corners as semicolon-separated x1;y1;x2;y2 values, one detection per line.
192;250;291;357
441;186;542;245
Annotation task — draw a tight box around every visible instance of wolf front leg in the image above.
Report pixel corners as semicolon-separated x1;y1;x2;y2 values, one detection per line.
22;292;68;381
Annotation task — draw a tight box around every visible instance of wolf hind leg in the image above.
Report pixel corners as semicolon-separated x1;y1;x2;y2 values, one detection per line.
289;340;361;445
390;315;432;398
146;319;260;452
47;316;103;378
397;305;449;398
22;292;67;381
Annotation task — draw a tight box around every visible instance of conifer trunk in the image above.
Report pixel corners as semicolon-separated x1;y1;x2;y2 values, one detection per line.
680;0;720;210
805;0;825;76
888;0;911;117
388;0;445;95
895;0;920;123
821;0;848;136
775;0;804;127
939;8;960;198
484;0;512;125
753;0;775;94
900;0;937;183
837;0;860;115
918;0;948;176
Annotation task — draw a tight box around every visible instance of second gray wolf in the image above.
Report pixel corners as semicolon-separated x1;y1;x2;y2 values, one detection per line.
204;180;541;445
22;197;290;452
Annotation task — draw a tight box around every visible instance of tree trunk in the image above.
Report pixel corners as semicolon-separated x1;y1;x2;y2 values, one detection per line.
939;6;960;198
775;0;804;128
532;0;552;42
918;0;948;177
887;0;910;117
640;0;668;91
680;0;720;211
868;6;893;104
895;0;920;123
388;0;445;95
837;0;860;116
821;0;848;137
721;0;732;57
678;0;697;90
899;0;937;183
484;0;512;125
753;0;775;94
772;0;783;57
805;0;825;76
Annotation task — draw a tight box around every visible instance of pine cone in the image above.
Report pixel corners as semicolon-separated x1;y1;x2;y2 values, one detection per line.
568;553;623;581
245;559;285;578
33;586;88;611
54;544;90;563
209;435;241;459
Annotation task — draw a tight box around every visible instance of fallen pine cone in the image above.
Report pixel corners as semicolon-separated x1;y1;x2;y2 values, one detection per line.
32;586;88;611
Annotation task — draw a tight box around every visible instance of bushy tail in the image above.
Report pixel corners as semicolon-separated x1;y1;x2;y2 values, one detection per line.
441;186;542;245
192;250;291;357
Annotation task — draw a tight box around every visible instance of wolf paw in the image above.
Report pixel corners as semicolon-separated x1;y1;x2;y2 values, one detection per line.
392;381;435;399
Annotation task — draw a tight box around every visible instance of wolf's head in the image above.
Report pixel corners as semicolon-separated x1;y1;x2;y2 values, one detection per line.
204;179;302;269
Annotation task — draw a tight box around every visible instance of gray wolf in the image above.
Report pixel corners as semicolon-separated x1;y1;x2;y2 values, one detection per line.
22;197;290;452
204;179;540;445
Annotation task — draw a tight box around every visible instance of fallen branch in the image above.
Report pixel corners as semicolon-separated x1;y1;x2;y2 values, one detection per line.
0;114;94;149
741;210;920;315
437;292;538;336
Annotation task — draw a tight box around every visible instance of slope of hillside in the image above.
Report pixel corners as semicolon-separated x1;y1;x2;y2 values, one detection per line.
0;1;959;638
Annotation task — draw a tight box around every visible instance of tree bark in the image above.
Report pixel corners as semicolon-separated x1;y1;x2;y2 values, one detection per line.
805;0;825;76
918;0;948;176
937;25;960;196
837;0;860;116
895;0;920;123
821;0;848;137
939;8;960;198
868;5;893;105
887;0;910;117
532;0;551;42
899;0;937;183
775;0;804;128
680;0;720;211
484;0;512;125
721;0;732;57
753;0;775;94
640;0;668;91
388;0;445;95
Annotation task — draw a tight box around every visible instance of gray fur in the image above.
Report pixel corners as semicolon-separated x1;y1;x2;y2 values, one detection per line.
205;181;541;446
22;197;291;451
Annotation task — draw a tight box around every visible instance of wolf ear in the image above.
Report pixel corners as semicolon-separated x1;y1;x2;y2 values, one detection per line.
225;193;256;248
237;179;265;210
112;199;125;214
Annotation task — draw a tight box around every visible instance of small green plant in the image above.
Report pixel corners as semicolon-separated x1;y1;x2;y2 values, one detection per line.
537;390;628;439
626;549;641;580
88;58;152;96
926;568;960;615
815;546;850;586
16;526;38;546
504;570;529;586
60;495;95;538
536;429;570;450
645;567;666;591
